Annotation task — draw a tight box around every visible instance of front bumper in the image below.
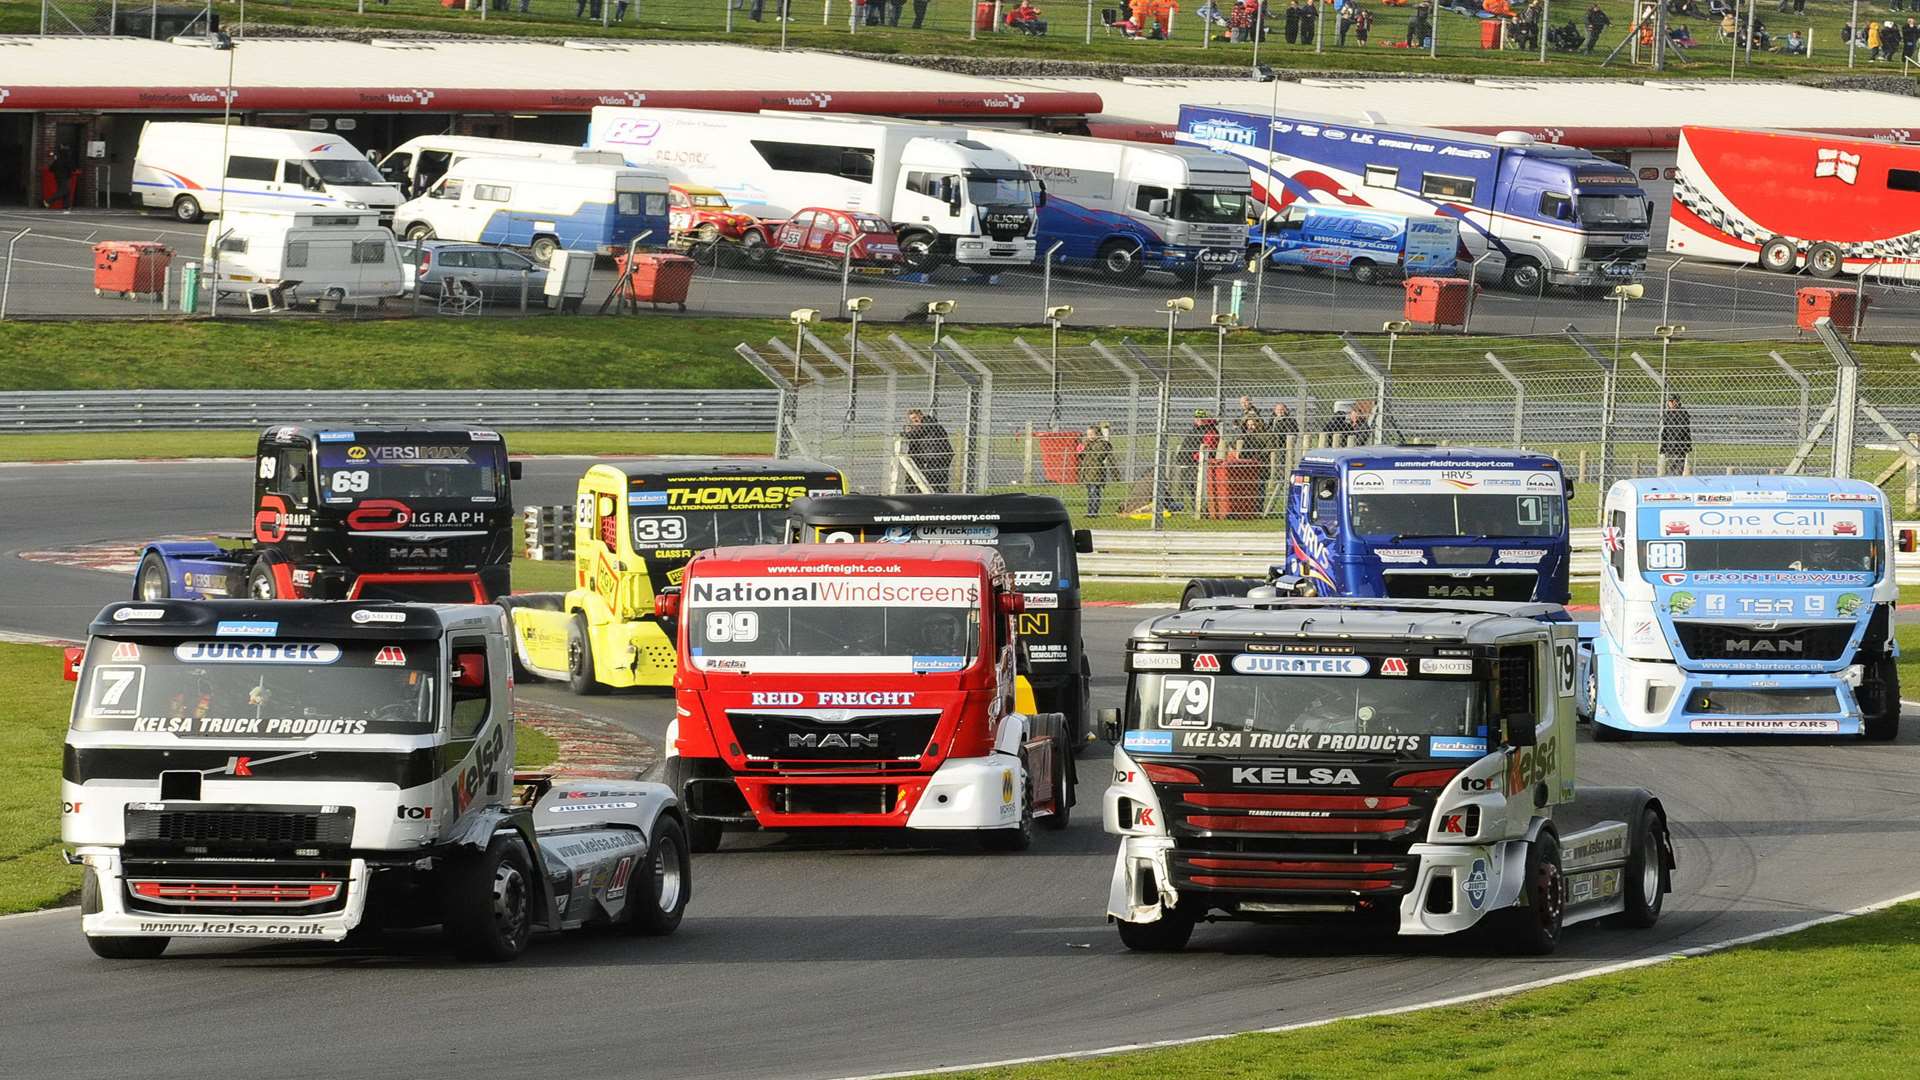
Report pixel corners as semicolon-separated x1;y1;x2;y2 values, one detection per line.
1548;264;1642;287
76;849;371;942
954;238;1036;266
718;754;1023;832
1594;650;1863;735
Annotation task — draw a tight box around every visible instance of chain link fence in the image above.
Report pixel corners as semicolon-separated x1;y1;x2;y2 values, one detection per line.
738;321;1914;530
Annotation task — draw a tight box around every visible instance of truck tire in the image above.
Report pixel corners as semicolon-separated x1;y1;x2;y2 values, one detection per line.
245;561;279;600
1806;242;1844;280
1349;258;1379;286
1181;577;1268;610
566;612;606;696
1576;663;1597;725
1096;239;1145;283
81;868;169;959
529;236;560;266
1040;733;1072;832
1860;655;1901;742
1491;833;1565;956
135;552;171;601
1500;257;1544;294
662;756;725;853
626;814;691;936
1614;807;1668;929
442;833;535;962
403;223;435;242
978;751;1035;852
899;232;944;273
172;195;203;224
1759;236;1798;273
1116;905;1197;953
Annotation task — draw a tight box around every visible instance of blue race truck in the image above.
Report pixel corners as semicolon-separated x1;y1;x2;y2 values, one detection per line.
1182;447;1572;609
1252;203;1459;285
1582;476;1899;741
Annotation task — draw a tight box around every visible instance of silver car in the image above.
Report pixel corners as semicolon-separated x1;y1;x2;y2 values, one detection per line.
399;241;549;302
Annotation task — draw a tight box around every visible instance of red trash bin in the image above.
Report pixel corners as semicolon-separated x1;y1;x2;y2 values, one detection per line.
1797;286;1864;332
975;1;996;29
1206;457;1266;520
615;253;696;311
1479;18;1502;48
1404;276;1472;327
92;241;173;300
1035;430;1081;484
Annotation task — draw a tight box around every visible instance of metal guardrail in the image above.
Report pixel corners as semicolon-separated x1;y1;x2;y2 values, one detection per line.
0;389;780;433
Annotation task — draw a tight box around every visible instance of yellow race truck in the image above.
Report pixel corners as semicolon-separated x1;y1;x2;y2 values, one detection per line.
505;458;843;694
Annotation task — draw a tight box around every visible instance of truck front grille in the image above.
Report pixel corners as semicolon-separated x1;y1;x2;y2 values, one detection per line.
1382;571;1537;602
728;710;941;763
125;806;355;851
1673;621;1855;662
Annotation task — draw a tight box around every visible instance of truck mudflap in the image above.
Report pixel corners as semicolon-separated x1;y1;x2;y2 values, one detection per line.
1593;642;1865;736
75;847;372;941
1107;834;1179;923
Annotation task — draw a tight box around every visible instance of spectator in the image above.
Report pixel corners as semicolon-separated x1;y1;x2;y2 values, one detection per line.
1880;19;1899;59
1171;411;1218;511
1583;1;1610;50
903;409;955;493
1321;400;1355;446
1905;16;1920;61
1407;2;1432;45
1867;18;1881;58
1285;0;1304;39
1658;394;1692;475
866;0;885;25
1228;0;1257;39
614;0;629;19
1720;9;1736;38
1338;0;1357;42
911;0;930;25
748;0;789;20
1078;424;1115;517
1299;0;1318;42
1777;27;1803;52
1270;402;1300;444
1007;0;1049;31
888;0;906;22
1354;3;1373;41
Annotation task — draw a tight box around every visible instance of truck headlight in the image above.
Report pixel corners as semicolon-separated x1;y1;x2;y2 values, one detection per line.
345;200;369;210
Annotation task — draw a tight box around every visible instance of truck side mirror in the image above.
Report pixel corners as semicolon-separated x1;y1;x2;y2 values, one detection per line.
1073;527;1094;554
63;646;84;681
452;651;487;689
1147;198;1169;217
998;591;1026;616
654;586;681;620
1098;706;1121;743
1034;190;1048;210
509;460;524;481
1645;200;1655;221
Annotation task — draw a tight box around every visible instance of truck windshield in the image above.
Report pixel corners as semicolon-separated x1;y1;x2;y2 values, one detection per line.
1642;538;1880;574
687;575;982;674
965;170;1039;208
71;639;436;737
307;158;386;186
316;440;507;502
1129;671;1483;746
1576;194;1648;227
1349;492;1563;538
1174;189;1250;224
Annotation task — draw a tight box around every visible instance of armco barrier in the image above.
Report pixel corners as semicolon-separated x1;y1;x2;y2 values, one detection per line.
0;389;780;433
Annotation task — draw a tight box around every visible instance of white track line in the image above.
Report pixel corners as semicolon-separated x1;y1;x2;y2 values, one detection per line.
837;884;1920;1080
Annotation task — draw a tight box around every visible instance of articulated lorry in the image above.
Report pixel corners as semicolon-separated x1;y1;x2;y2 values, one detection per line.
1584;476;1899;740
1103;596;1675;954
661;544;1072;853
1183;447;1572;608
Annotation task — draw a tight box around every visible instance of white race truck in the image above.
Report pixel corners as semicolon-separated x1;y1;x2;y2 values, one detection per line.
61;599;691;961
1101;597;1675;954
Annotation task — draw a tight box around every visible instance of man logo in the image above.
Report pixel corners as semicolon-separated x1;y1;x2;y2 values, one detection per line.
1017;613;1050;636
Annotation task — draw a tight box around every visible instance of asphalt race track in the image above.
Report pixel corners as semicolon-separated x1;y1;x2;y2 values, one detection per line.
4;458;1919;1080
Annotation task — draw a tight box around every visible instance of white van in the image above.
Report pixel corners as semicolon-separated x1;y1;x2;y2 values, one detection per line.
203;207;404;308
393;156;670;265
375;136;624;199
133;122;401;225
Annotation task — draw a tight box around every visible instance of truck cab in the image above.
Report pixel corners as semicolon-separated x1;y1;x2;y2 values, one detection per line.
1103;597;1674;954
60;599;690;960
135;425;519;604
1184;447;1571;608
507;458;842;693
1587;476;1899;739
662;544;1071;853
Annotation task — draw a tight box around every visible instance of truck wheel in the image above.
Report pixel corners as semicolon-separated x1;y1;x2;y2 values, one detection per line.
442;834;535;962
1860;656;1901;742
245;562;278;600
1806;242;1844;280
81;868;169;959
135;552;171;601
1096;239;1145;283
1500;257;1544;294
1116;906;1196;953
626;815;691;936
1040;734;1071;832
1492;834;1565;956
1349;258;1379;286
172;195;203;224
566;612;606;696
662;756;725;853
530;236;560;266
978;752;1035;852
1614;807;1668;929
1576;664;1597;725
1759;237;1798;273
899;232;944;273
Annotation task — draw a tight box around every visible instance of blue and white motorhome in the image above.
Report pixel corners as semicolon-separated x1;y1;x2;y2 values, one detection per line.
392;156;669;265
963;129;1250;281
1175;107;1651;294
1254;203;1459;284
1585;476;1899;740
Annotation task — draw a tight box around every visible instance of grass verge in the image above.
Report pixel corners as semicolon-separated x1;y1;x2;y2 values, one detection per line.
927;898;1920;1080
0;642;559;915
0;429;770;462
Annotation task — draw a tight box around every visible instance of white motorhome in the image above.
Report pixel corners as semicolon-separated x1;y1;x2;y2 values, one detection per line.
202;207;404;308
392;156;670;265
587;107;1039;272
133;121;401;224
375;135;626;198
965;129;1250;281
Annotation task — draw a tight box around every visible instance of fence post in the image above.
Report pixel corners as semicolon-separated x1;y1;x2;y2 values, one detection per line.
1176;343;1221;417
736;343;799;458
1812;317;1860;480
1089;338;1142;485
1769;350;1810;442
1565;325;1617;524
1484;351;1525;448
938;337;996;493
1260;346;1313;436
1119;338;1175;531
1337;333;1389;443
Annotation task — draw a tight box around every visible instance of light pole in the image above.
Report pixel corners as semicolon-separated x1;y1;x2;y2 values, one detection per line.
1046;303;1073;428
926;299;955;407
1609;283;1645;363
1211;312;1237;418
788;307;818;384
1382;319;1410;375
1654;323;1685;388
1153;296;1195;533
845;295;872;426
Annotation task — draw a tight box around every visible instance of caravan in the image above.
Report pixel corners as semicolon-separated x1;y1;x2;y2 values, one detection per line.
133;122;401;224
375;135;625;199
202;207;404;308
393;156;670;265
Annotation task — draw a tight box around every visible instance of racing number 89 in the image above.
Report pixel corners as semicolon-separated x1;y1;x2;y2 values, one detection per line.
704;611;759;643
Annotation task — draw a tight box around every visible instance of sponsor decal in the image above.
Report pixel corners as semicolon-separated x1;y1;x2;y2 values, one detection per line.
912;656;966;673
350;609;407;624
607;856;635;901
1001;769;1016;804
396;805;432;820
663;483;809;510
357;444;478;463
113;608;166;621
175;642;339;664
1013;570;1053;587
1657;508;1866;538
345;501;489;532
628;491;670;507
1017;613;1051;636
1805;595;1826;614
1230;766;1362;786
819;690;916;706
1464;859;1489;910
1688;718;1840;733
1023;592;1060;610
546;801;640;814
752;691;806;706
1641;492;1691;503
1193;653;1221;672
468;430;500;442
1349;471;1385;491
1658;572;1686;586
1381;657;1409;676
1432;736;1489;758
1181;731;1420;752
346;445;369;461
1830;492;1878;503
111;642;140;661
689;577;979;607
1231;654;1370;676
1419;658;1473;676
214;621;279;638
1122;730;1174;753
1497;549;1548;565
1666;592;1695;615
317;431;355;442
1132;653;1182;670
1375;549;1427;564
373;646;407;666
1837;593;1864;617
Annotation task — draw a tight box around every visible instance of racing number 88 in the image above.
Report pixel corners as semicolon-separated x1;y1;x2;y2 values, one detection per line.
704;611;759;643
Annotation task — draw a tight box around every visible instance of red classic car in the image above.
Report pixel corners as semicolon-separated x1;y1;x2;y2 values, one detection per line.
668;184;755;247
738;207;903;276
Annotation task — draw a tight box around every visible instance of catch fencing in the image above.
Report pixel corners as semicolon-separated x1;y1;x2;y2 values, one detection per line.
741;319;1920;529
0;389;777;432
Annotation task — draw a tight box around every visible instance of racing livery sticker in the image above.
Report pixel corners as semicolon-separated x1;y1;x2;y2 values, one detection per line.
1230;654;1370;676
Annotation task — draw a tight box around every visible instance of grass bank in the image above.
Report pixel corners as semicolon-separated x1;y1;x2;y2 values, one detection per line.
0;641;557;915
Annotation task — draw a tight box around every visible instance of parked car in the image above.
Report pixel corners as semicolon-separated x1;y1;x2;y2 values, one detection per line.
737;208;903;276
668;184;756;248
398;240;549;302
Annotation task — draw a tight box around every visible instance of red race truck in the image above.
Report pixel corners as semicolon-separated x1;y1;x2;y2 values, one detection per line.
659;544;1072;852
